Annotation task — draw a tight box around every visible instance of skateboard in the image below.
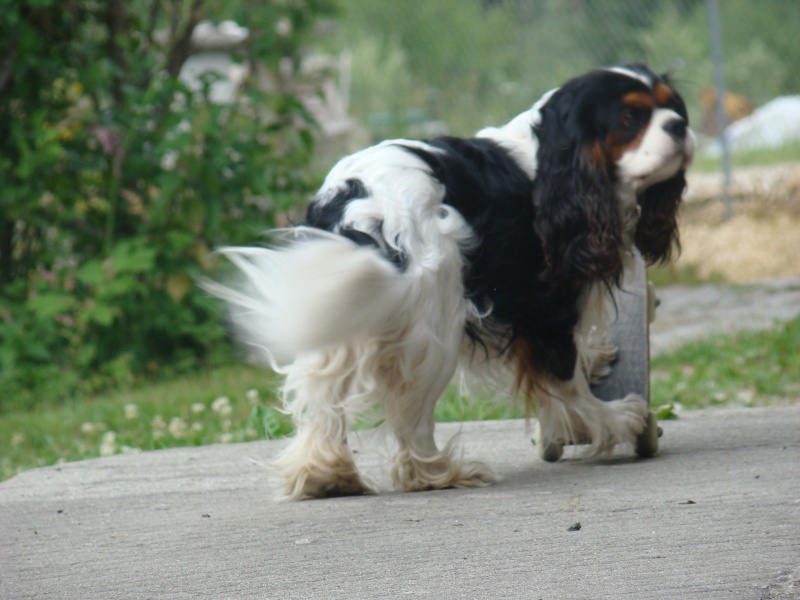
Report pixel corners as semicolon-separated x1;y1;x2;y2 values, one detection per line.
534;248;662;461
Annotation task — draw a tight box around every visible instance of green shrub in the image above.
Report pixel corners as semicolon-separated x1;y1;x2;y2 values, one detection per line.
0;0;334;410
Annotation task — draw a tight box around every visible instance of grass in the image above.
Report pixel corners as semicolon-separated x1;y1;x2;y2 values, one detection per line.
0;365;292;481
2;315;798;481
691;140;800;173
651;314;800;410
647;263;728;287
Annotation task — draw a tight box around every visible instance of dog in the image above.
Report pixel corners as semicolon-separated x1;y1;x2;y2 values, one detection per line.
206;63;695;500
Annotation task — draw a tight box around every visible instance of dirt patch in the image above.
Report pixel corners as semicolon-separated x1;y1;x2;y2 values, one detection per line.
678;163;800;283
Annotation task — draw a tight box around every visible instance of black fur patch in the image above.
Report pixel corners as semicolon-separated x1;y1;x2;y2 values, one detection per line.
305;178;369;231
399;138;580;380
339;226;408;272
305;178;409;271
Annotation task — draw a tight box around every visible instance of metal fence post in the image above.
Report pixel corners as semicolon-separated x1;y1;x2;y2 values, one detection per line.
706;0;734;220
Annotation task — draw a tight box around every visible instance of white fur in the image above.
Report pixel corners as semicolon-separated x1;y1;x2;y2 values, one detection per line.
606;66;653;86
206;234;408;360
477;109;539;177
617;107;697;191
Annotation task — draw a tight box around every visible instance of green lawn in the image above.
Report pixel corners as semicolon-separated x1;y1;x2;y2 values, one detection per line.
651;315;800;410
2;315;798;481
691;140;800;173
0;365;291;481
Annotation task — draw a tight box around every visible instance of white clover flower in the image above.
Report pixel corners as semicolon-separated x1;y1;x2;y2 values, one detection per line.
81;422;96;434
211;396;232;417
151;415;167;440
217;433;234;443
99;431;117;456
246;389;260;404
191;422;203;432
124;403;139;420
168;417;188;439
190;402;206;414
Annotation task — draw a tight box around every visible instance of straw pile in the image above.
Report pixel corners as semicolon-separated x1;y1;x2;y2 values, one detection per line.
676;163;800;283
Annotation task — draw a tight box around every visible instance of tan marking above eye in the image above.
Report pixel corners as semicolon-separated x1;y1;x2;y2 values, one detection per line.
653;82;674;106
622;91;654;110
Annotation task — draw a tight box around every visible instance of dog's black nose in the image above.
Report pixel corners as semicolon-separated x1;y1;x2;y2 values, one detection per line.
663;118;687;140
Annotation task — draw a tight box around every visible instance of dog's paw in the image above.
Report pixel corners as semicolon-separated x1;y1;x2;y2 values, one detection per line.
271;456;375;500
577;393;648;455
277;462;374;501
610;393;648;438
393;456;496;493
447;461;498;489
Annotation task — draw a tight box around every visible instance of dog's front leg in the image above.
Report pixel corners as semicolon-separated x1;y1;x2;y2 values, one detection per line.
536;366;648;457
536;290;647;457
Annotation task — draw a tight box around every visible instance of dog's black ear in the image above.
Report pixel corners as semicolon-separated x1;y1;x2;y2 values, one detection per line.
635;170;685;264
532;92;624;288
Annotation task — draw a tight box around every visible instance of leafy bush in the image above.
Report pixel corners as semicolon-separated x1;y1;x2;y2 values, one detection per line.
0;0;333;409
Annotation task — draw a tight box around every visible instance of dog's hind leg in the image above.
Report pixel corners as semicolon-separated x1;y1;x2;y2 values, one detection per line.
271;349;373;500
383;351;496;492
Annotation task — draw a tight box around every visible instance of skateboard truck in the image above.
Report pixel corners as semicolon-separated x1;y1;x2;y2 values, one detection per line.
533;248;662;461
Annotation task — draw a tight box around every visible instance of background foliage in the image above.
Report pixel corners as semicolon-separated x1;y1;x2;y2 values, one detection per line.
323;0;800;138
0;0;333;410
3;0;799;412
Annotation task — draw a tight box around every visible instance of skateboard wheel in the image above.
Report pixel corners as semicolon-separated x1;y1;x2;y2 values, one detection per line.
647;280;659;324
635;411;659;458
533;421;564;462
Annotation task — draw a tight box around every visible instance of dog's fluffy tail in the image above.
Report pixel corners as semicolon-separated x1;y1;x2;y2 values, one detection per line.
203;231;407;361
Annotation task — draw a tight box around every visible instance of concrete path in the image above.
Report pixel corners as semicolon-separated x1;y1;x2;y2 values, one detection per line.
651;277;800;355
2;405;799;599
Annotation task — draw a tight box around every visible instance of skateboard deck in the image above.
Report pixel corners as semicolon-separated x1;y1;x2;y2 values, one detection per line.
590;249;650;403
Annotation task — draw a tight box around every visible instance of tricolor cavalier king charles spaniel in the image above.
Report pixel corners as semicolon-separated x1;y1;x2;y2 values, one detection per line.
208;64;695;500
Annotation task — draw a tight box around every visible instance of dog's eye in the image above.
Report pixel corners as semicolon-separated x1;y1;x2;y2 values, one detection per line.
619;107;650;131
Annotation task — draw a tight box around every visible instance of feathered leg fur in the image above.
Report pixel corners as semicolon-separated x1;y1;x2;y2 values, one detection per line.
272;319;496;499
380;336;496;492
241;218;496;499
535;283;647;453
271;347;374;500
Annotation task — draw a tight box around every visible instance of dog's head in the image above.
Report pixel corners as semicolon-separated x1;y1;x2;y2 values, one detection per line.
531;64;695;287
